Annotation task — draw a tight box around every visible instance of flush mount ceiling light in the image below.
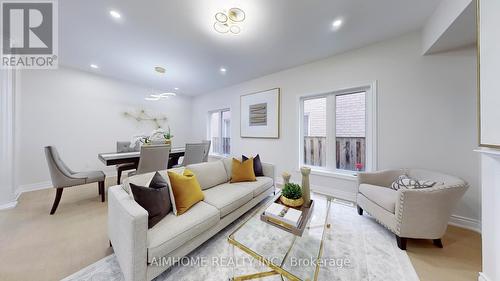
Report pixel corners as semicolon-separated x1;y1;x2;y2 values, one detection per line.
109;10;121;19
90;64;99;69
145;92;176;101
154;66;166;74
214;7;245;34
220;67;227;73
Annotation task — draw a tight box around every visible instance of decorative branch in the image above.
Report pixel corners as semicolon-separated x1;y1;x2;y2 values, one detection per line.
123;109;168;129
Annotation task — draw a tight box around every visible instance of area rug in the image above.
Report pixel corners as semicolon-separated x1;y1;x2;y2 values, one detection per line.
62;198;420;281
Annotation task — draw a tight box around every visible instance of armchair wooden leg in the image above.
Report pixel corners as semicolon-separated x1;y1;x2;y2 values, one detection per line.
396;235;407;250
98;181;105;202
50;188;64;215
433;239;443;248
357;205;363;216
117;169;122;185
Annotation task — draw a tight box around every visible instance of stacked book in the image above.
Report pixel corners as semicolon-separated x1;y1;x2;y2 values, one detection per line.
264;203;303;228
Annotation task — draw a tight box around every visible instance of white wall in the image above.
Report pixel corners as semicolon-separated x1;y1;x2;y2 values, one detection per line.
478;0;500;280
192;32;480;227
422;0;474;54
0;69;17;208
17;67;192;189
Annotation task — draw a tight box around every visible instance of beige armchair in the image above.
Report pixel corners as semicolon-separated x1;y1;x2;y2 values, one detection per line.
356;169;468;250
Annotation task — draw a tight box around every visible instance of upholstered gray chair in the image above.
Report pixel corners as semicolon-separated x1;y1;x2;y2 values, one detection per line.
44;146;106;215
356;169;468;250
128;144;170;176
201;140;211;162
175;143;207;167
116;141;140;184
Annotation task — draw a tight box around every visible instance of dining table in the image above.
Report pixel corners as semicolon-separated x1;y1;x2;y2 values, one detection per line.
98;147;185;169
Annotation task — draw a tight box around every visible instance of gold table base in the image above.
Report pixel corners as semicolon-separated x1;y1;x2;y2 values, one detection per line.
232;270;282;281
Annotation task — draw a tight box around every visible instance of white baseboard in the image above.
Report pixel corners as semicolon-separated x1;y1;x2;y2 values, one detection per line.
478;272;490;281
311;185;357;202
16;181;53;195
0;200;18;210
449;214;482;233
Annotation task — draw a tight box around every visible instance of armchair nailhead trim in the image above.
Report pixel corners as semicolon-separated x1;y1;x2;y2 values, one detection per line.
396;182;469;234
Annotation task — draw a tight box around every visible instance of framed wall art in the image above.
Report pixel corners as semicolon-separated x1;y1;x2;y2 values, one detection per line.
240;88;280;138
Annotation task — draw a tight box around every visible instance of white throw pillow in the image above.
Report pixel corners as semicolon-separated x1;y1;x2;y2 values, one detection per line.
391;175;437;190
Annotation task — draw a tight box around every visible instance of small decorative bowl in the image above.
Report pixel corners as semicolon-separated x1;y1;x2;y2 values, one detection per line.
280;195;304;208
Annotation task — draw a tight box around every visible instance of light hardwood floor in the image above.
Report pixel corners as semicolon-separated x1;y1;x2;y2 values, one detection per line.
0;180;482;281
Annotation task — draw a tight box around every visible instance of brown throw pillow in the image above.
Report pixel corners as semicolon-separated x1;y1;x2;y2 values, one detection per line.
130;172;171;228
230;157;256;183
242;154;264;176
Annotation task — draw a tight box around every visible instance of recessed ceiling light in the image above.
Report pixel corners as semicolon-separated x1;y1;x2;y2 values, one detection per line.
90;64;99;69
220;67;227;73
109;10;121;19
174;87;179;90
332;19;343;30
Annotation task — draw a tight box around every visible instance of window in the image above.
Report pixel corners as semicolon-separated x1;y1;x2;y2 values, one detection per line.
208;109;231;155
300;85;376;173
303;98;327;167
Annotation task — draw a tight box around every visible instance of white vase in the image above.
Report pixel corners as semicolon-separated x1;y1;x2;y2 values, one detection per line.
301;167;311;207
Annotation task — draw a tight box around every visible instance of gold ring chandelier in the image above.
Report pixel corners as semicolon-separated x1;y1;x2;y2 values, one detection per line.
214;7;245;34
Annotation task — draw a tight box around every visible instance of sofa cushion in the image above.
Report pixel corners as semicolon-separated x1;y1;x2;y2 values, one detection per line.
203;183;253;217
129;172;172;228
359;184;398;213
233;176;273;197
230;158;256;183
168;169;205;215
222;157;233;180
147;201;219;263
242;154;264;176
186;160;228;190
122;170;166;195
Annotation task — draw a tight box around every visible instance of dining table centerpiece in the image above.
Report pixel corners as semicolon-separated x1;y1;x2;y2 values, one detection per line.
130;127;173;147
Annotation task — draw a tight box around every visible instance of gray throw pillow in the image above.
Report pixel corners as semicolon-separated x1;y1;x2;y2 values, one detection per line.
130;172;171;228
391;175;437;190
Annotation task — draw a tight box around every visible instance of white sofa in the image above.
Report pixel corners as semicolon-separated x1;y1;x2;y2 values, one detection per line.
108;157;275;281
356;169;468;250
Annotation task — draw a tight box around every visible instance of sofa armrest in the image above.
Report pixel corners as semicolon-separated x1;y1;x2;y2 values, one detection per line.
357;169;404;188
261;162;275;183
108;185;148;281
395;183;468;238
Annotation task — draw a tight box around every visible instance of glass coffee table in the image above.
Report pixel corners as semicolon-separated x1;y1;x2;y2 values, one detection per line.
228;195;331;281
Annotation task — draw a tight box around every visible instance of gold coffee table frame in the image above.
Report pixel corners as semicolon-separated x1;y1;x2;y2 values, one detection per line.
227;197;331;281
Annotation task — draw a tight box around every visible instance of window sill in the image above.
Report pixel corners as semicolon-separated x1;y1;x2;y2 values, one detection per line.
297;167;359;182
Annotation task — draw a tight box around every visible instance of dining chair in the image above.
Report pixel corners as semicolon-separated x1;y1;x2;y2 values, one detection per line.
128;144;170;176
175;143;206;167
116;141;140;184
45;146;106;215
202;140;211;162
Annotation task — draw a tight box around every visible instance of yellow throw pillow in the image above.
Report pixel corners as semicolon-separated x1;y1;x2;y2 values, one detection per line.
230;158;256;183
167;169;204;215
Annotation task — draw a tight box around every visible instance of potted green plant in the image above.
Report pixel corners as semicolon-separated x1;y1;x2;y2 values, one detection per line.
280;183;304;208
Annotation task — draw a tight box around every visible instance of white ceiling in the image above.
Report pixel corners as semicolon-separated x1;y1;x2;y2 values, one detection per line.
59;0;442;96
